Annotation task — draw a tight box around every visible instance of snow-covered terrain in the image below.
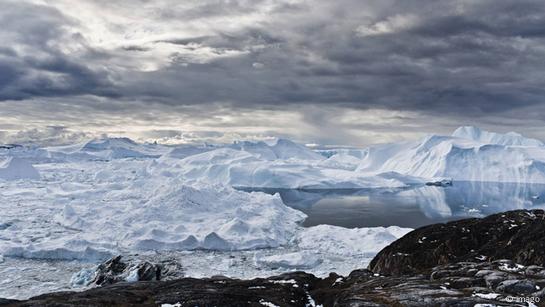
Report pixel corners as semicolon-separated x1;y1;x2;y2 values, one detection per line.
2;126;545;299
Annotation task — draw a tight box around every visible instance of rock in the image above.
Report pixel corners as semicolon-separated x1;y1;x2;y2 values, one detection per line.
496;279;537;295
88;255;183;286
2;272;318;307
425;179;452;186
91;255;128;285
6;261;545;306
369;209;545;276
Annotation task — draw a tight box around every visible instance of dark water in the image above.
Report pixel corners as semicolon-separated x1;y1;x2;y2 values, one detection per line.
240;182;545;228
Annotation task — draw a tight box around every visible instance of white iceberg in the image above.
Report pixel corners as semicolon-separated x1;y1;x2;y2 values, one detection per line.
0;177;307;260
0;157;40;181
356;127;545;184
452;126;544;147
153;146;418;189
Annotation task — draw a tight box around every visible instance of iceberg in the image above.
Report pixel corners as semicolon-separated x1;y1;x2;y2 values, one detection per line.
153;144;419;189
3;126;545;263
39;137;171;162
0;157;40;181
0;176;307;260
452;126;544;147
229;138;324;161
356;127;545;184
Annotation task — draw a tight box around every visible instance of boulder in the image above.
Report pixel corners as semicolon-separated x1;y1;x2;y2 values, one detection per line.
369;209;545;276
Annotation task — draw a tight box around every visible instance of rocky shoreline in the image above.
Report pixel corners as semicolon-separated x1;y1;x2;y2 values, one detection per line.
3;210;545;306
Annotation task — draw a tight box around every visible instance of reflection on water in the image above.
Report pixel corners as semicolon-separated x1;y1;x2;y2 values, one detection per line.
241;181;545;228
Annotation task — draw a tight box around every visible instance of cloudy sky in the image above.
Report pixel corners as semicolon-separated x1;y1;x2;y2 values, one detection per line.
1;0;545;146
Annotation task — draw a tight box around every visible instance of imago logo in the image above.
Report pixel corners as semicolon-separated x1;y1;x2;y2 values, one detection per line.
505;296;540;304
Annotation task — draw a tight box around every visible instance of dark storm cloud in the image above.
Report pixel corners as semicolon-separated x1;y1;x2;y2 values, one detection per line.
106;0;545;120
0;1;116;100
3;0;545;124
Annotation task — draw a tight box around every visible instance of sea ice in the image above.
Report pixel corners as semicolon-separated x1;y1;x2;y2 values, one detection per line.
255;251;323;269
294;225;412;257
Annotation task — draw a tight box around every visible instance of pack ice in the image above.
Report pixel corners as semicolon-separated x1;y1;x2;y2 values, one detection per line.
1;126;545;264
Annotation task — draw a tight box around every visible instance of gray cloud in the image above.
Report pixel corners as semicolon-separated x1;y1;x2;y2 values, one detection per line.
0;1;116;100
1;0;545;145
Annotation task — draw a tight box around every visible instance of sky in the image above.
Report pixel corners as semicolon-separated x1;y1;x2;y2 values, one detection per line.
1;0;545;146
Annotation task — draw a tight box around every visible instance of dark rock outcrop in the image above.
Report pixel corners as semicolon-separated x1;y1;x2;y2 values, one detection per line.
89;255;184;286
2;272;319;307
370;209;545;276
4;260;545;306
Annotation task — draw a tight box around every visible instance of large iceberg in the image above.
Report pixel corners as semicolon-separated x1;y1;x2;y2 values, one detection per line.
152;139;421;189
452;126;544;147
0;174;306;260
151;127;545;188
356;127;545;183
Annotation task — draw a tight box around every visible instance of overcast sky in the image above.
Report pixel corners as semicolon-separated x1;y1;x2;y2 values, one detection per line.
1;0;545;146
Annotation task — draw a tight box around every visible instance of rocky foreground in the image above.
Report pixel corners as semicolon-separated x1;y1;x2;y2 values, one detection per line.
3;209;545;306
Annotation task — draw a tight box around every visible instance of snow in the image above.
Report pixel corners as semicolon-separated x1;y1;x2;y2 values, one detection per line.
472;292;500;299
125;268;139;282
0;157;40;181
259;300;280;307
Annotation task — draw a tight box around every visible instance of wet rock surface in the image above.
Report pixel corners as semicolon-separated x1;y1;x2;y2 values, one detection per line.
370;209;545;276
4;209;545;306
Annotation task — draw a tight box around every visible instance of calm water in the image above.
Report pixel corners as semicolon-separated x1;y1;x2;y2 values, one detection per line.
241;181;545;228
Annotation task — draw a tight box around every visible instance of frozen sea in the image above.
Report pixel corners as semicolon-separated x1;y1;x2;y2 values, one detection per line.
3;179;545;299
4;127;545;300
